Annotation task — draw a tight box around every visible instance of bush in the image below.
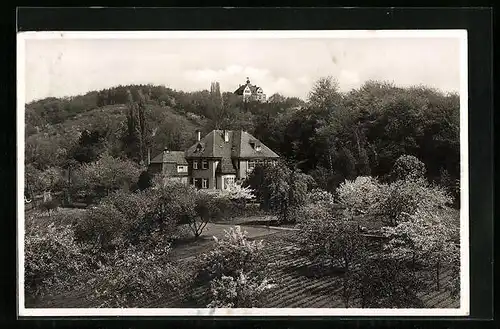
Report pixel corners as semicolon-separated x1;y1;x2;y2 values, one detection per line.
197;226;269;281
88;244;191;308
208;271;277;308
306;188;336;205
74;203;126;251
197;226;276;308
25;223;92;299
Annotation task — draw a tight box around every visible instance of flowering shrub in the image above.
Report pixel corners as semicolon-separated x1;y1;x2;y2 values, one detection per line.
88;244;191;308
208;271;276;308
383;208;460;292
25;223;92;299
199;226;268;280
380;178;452;225
198;226;276;308
390;154;426;181
337;176;386;218
72;152;140;200
306;188;335;205
206;183;256;202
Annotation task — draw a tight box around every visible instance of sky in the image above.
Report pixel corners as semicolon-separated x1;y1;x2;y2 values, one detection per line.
22;35;462;102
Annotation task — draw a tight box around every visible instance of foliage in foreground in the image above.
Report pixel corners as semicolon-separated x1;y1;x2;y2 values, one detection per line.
25;221;92;299
354;256;424;308
198;226;276;308
88;244;191;308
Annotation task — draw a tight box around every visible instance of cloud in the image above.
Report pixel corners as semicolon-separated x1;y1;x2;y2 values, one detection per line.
338;70;361;91
23;37;461;102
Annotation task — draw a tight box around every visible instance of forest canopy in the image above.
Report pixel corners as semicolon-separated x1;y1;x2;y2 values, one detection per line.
25;78;460;205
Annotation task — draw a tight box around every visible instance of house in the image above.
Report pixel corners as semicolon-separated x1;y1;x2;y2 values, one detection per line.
234;77;267;102
185;129;279;190
148;149;189;184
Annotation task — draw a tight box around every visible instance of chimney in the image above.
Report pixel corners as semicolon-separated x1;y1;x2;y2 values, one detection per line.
196;130;201;142
223;130;229;142
163;147;170;160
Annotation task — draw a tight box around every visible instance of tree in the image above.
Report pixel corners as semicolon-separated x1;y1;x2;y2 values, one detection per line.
38;167;64;193
295;219;367;307
390;154;426;181
72;153;141;202
383;208;459;291
122;89;149;165
337;176;386;218
354;256;424;308
137;170;153;191
245;162;310;223
25;134;68;170
308;76;342;110
189;191;232;238
380;177;452;226
70;129;107;164
268;93;286;104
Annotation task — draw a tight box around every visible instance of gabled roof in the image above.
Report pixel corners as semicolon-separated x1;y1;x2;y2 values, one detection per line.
216;158;237;174
234;83;261;95
150;150;188;165
185;130;279;159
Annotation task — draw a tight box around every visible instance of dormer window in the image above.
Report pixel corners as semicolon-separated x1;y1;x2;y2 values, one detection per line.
250;139;261;152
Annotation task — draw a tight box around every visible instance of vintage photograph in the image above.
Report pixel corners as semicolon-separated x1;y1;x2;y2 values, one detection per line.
17;30;468;316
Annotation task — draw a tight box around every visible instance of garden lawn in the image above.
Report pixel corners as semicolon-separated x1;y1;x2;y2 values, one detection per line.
169;222;282;261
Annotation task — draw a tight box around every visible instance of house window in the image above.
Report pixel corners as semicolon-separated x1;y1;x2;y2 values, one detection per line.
224;177;235;190
177;165;188;173
202;178;208;189
202;160;209;169
248;160;256;171
193;161;198;170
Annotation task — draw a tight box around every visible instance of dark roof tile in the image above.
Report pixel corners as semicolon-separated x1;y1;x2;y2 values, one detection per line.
150;150;188;165
186;130;279;159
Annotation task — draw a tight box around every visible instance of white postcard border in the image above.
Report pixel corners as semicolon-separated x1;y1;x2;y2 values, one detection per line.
17;29;469;317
